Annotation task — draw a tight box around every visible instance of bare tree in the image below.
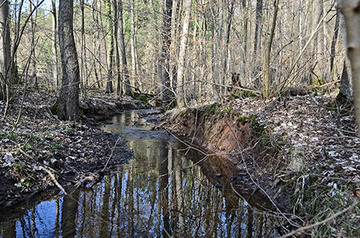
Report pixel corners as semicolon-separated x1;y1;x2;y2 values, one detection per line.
339;0;360;132
51;0;58;89
105;0;114;93
28;0;37;88
118;0;132;96
176;0;192;108
57;0;80;121
0;0;11;100
263;0;280;98
159;0;173;106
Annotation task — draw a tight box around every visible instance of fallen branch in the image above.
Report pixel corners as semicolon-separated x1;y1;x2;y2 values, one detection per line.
18;148;68;195
279;200;359;238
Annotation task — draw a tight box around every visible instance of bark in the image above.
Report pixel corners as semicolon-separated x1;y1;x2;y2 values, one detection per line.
51;0;58;89
80;0;88;93
118;0;132;95
28;0;37;87
339;0;360;132
159;0;173;106
263;0;279;99
254;0;263;56
330;9;339;73
223;0;235;91
58;0;80;121
310;0;323;84
113;0;122;96
105;0;114;93
130;0;137;84
0;0;11;100
176;0;192;108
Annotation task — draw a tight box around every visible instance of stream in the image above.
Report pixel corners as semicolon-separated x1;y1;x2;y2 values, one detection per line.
0;109;281;237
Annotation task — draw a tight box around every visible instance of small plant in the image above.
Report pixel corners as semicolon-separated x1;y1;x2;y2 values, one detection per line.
50;142;61;149
8;131;17;141
205;103;221;114
13;162;23;173
137;94;148;103
224;108;237;115
237;115;257;123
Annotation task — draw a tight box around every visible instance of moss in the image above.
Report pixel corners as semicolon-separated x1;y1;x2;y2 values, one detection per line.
237;115;257;123
13;162;23;174
136;94;148;103
224;108;237;115
205;103;221;114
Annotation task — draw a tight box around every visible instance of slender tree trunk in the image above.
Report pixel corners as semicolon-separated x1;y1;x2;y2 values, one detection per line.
51;0;58;90
0;0;11;100
130;0;137;88
58;0;80;121
254;0;263;57
113;0;122;96
310;0;323;84
330;9;339;74
263;0;279;99
176;0;192;108
118;0;132;95
339;0;360;132
105;0;114;93
159;0;173;106
80;0;88;96
223;0;235;91
28;0;37;88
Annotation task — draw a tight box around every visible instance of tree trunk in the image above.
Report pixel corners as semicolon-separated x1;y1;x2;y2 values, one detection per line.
0;0;11;100
105;0;114;93
254;0;263;57
176;0;192;108
339;0;360;132
113;0;122;96
28;0;37;88
223;0;235;91
159;0;173;106
263;0;279;99
58;0;80;121
130;0;137;87
118;0;132;95
51;0;58;90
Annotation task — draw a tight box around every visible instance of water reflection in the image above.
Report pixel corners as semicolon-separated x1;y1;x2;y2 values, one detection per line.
0;110;281;237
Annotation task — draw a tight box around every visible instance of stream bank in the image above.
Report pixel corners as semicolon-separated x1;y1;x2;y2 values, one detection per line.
162;95;360;237
0;88;148;209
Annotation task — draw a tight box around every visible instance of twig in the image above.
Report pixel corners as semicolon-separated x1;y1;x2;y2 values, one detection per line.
18;148;67;195
224;119;301;227
279;200;359;238
40;166;68;195
102;137;120;172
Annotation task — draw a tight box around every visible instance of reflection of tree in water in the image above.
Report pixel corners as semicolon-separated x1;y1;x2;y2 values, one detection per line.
5;111;284;237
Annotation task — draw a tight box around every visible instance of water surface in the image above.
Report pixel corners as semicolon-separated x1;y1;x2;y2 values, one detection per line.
0;109;280;237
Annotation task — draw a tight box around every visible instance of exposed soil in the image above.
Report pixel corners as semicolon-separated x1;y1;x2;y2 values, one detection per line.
0;87;148;209
162;95;360;235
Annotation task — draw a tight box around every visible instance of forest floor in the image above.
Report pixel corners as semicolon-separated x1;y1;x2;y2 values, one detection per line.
163;94;360;237
0;87;147;209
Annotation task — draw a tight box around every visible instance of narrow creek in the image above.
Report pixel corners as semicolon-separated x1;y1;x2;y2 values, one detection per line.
0;109;282;237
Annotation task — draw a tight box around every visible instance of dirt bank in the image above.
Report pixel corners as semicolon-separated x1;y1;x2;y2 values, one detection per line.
0;88;147;209
163;95;360;236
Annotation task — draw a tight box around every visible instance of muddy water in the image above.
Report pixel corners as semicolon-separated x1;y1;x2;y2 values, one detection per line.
0;109;281;237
